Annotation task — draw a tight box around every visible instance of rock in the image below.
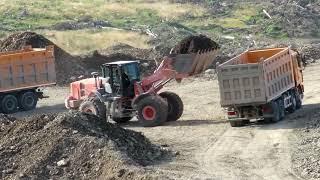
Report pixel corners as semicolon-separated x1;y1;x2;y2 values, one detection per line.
2;169;14;174
57;159;69;167
117;169;126;177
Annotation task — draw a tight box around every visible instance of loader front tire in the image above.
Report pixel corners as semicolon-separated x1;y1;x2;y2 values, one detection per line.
136;95;168;127
79;97;106;121
159;91;183;121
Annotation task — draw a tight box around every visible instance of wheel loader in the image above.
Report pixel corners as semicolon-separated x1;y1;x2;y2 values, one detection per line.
65;49;219;127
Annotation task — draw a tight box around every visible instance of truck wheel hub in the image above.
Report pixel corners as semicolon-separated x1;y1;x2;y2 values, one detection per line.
142;106;156;120
6;100;14;109
25;96;34;105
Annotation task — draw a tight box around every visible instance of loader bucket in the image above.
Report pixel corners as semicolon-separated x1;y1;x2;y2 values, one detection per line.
171;49;219;76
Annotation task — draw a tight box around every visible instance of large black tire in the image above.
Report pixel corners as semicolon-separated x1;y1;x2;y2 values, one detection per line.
159;91;183;121
229;121;244;127
287;92;297;113
278;98;285;120
1;94;18;114
19;91;38;111
136;95;168;127
295;90;302;109
113;117;132;123
79;97;106;120
265;101;280;123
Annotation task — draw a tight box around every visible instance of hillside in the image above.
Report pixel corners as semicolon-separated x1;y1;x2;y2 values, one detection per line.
0;0;319;55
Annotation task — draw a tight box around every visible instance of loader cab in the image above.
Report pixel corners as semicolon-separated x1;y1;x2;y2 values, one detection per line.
101;61;141;97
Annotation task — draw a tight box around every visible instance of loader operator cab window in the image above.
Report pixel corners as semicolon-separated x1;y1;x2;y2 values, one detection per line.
122;63;140;82
121;63;140;97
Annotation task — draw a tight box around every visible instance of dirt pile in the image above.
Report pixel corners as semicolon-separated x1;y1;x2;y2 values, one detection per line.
300;43;320;62
292;110;320;179
0;112;170;179
0;32;85;85
79;43;159;76
267;0;320;37
0;114;17;132
171;35;219;54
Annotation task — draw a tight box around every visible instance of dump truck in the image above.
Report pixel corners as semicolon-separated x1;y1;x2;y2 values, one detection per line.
65;49;219;127
0;46;56;113
217;47;304;127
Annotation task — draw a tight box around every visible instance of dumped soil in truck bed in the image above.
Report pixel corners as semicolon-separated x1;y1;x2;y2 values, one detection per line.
0;112;170;180
171;35;219;54
0;32;85;85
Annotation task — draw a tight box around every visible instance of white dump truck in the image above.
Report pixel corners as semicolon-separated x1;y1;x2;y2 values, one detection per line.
217;47;304;127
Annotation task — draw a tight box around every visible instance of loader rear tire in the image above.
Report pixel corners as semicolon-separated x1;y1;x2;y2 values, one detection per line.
113;117;132;123
79;97;106;121
136;95;168;127
159;91;183;121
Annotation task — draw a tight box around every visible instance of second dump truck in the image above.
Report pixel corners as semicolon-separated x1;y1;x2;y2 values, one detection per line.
0;46;56;113
217;47;304;127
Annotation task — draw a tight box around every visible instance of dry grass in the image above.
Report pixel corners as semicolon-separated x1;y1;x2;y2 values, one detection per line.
38;29;150;55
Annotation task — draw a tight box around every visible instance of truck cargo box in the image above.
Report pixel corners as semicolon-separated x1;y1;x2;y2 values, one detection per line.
217;47;296;107
0;45;56;93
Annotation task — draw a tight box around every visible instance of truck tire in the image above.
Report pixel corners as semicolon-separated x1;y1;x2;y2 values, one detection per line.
136;95;168;127
19;91;38;111
229;121;244;127
287;92;297;113
79;97;106;120
295;90;302;109
159;91;183;121
1;94;18;114
278;98;285;120
113;117;132;123
265;101;280;123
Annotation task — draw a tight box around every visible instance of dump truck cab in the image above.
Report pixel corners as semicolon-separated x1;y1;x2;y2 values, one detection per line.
101;61;141;98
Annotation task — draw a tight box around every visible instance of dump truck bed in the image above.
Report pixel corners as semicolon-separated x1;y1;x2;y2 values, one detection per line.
217;47;295;107
0;46;56;93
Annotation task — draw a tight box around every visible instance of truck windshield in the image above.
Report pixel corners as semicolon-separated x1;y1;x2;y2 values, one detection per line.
123;63;140;81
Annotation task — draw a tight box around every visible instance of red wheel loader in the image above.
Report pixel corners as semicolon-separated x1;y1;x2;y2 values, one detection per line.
65;49;219;127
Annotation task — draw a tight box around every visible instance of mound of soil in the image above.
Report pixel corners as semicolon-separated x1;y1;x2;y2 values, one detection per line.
0;112;169;179
267;0;320;37
0;32;85;85
171;35;219;54
0;114;17;132
79;43;160;76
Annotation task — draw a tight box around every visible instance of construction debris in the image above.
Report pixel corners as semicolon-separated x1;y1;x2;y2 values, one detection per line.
0;112;170;179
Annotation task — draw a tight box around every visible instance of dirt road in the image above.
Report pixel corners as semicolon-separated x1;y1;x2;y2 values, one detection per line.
10;63;320;179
